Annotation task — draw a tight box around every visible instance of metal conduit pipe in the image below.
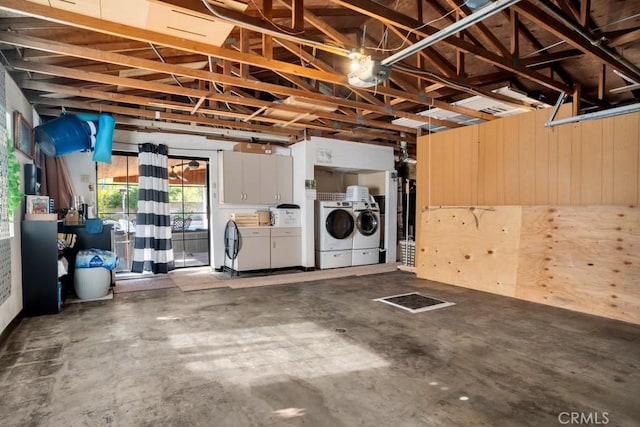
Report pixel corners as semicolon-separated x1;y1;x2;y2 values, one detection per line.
544;103;640;127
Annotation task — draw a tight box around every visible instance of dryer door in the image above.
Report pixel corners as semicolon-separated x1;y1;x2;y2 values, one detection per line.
356;210;378;236
326;209;354;240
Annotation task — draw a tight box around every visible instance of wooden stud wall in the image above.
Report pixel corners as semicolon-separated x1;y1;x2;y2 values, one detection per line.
416;105;640;208
417;206;639;324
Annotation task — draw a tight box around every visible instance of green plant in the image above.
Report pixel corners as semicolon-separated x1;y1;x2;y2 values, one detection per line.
7;138;23;220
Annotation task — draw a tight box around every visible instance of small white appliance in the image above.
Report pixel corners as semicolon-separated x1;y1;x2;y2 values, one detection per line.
352;201;380;266
315;200;354;269
270;207;300;227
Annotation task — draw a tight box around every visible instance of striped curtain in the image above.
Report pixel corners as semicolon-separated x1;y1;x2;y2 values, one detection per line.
131;143;174;274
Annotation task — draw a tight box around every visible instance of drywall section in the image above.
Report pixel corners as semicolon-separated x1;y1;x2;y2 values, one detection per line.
293;138;397;268
417;105;640;207
417;205;639;324
310;137;393;171
1;70;39;335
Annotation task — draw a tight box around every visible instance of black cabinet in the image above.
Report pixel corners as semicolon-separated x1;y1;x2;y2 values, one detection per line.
21;220;61;316
59;223;114;289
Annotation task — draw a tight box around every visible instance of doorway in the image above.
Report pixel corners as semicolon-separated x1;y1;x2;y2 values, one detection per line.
96;152;210;273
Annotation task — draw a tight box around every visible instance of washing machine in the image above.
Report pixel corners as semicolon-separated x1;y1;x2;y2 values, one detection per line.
352;201;381;266
315;201;354;269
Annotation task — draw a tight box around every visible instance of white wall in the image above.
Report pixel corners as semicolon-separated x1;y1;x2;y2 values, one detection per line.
52;130;398;273
291;138;397;267
0;72;39;335
310;137;393;171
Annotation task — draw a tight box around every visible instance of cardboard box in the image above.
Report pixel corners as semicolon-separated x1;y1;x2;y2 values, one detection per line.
233;142;272;154
270;207;300;227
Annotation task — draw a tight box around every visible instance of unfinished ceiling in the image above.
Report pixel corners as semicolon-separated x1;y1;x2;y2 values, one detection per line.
0;0;638;150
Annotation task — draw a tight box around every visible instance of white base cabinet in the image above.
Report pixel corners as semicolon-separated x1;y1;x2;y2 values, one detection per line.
225;227;301;271
270;227;301;268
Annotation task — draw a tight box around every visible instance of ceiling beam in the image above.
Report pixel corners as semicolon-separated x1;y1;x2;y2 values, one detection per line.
0;33;469;128
329;0;572;94
515;0;640;84
0;1;482;118
10;59;420;136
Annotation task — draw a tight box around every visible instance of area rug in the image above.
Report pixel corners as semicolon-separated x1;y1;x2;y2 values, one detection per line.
176;263;398;292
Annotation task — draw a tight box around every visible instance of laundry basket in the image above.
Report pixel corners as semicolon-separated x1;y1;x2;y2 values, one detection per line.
345;185;369;202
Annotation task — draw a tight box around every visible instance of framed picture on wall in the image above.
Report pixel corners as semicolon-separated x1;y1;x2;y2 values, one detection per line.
13;111;34;159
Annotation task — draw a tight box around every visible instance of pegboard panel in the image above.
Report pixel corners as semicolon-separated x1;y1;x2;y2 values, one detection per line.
416;206;522;297
516;206;640;324
0;238;11;305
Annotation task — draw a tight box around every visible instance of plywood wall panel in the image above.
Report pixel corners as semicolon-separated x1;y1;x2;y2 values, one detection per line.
503;115;520;204
417;134;430;212
417;205;639;324
580;119;604;204
442;133;457;206
416;108;640;208
570;123;583;205
469;126;479;206
556;122;573;204
547;125;559;204
430;135;445;205
516;206;640;324
479;120;500;204
417;206;522;297
612;114;639;204
518;113;537;205
601;118;615;205
534;109;550;204
453;127;476;205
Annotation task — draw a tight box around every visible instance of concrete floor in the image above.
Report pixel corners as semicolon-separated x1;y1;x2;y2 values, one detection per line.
1;271;638;426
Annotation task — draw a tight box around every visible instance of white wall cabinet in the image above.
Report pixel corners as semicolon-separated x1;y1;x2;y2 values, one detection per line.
225;227;301;271
220;151;261;204
260;155;293;204
220;152;292;205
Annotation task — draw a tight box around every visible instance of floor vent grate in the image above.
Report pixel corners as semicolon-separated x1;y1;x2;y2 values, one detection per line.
374;292;455;313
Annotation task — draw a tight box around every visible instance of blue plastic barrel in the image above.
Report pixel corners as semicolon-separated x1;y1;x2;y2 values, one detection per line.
35;113;92;157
